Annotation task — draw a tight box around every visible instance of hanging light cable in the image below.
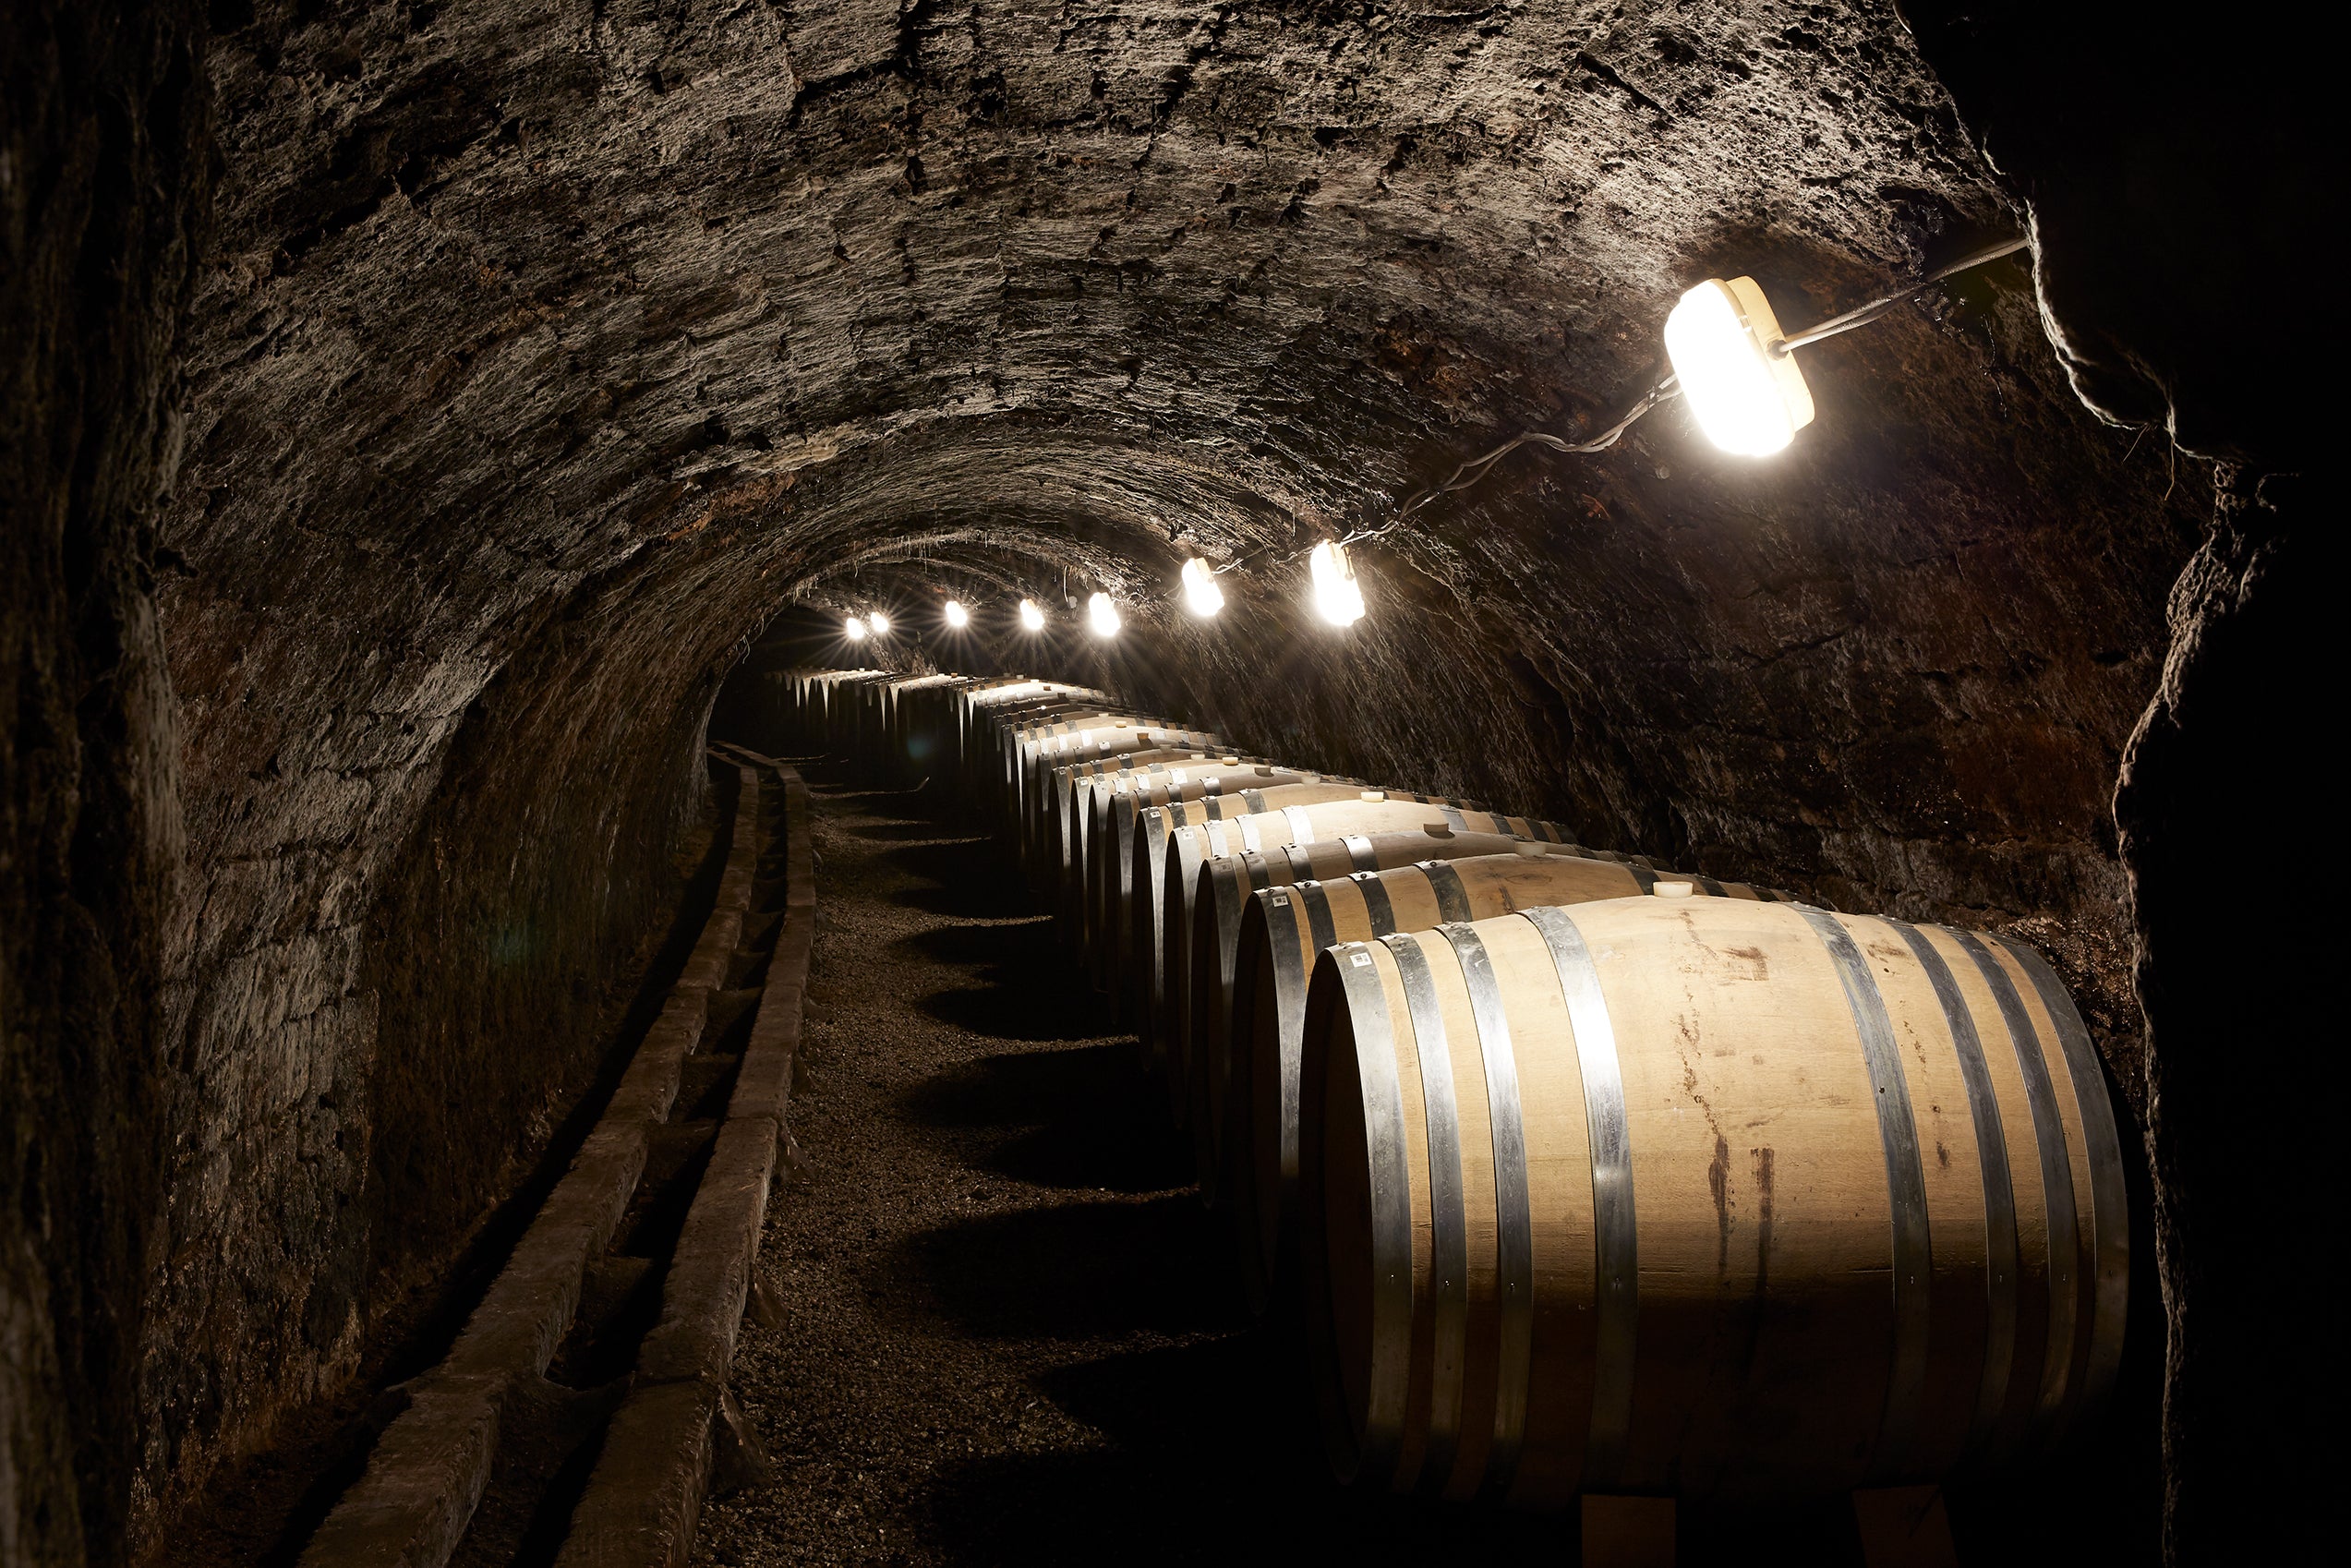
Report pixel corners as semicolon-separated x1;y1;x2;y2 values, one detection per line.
1347;236;2033;537
1082;237;2032;597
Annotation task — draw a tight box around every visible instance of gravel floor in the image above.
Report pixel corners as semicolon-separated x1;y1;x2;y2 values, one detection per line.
691;774;1566;1568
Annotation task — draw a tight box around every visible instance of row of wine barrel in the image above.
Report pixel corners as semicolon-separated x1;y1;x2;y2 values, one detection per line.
767;668;2129;1511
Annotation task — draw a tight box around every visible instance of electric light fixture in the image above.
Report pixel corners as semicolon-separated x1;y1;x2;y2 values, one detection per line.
1019;597;1046;632
1664;276;1816;456
943;599;970;630
1180;558;1224;619
866;609;892;634
1088;592;1122;637
1308;539;1366;627
844;615;867;640
1035;244;2026;597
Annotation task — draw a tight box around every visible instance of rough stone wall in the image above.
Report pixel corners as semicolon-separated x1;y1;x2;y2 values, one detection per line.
778;265;2199;1047
1;5;210;1564
0;0;2223;1552
1899;4;2333;1560
354;558;717;1309
139;483;836;1531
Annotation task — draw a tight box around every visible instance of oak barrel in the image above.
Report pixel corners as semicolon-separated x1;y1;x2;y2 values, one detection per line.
1151;796;1575;1125
1084;760;1332;1007
1000;707;1152;850
958;684;1102;798
1044;740;1227;911
1229;850;1777;1294
1012;714;1212;866
1050;748;1231;947
1063;754;1283;981
1127;787;1496;1087
1298;895;2128;1506
1190;835;1671;1198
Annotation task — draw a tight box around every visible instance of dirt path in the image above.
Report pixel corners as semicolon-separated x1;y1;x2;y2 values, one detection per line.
692;773;1561;1567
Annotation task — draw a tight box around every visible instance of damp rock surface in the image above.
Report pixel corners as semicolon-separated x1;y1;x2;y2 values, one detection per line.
0;0;2227;1549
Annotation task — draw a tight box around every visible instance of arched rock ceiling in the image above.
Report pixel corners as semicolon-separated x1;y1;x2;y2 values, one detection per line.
145;0;2204;1526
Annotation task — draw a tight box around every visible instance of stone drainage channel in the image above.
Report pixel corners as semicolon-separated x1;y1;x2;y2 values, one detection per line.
286;747;814;1568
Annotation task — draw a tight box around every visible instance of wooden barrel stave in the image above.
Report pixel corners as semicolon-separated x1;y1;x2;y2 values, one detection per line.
1064;752;1229;964
1296;897;2128;1508
1004;709;1147;856
1088;764;1334;1002
1017;715;1204;874
1132;789;1483;1110
1229;852;1777;1295
1124;785;1425;1076
963;686;1098;798
1156;799;1564;1133
1072;754;1305;993
1176;827;1519;1182
1194;837;1615;1203
985;701;1106;832
1091;763;1330;1006
1051;747;1222;950
1047;732;1219;880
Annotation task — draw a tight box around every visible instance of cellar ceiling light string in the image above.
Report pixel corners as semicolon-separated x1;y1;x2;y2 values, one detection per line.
829;237;2031;633
1212;235;2029;570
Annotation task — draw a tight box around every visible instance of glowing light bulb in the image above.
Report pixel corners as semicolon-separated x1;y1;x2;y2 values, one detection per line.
1663;276;1815;457
1180;557;1225;618
1308;539;1366;627
867;609;891;634
844;615;867;640
943;599;970;630
1088;592;1122;637
1019;597;1046;632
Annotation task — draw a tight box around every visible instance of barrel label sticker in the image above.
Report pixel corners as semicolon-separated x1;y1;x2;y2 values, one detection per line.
1351;951;1373;967
1272;891;1291;906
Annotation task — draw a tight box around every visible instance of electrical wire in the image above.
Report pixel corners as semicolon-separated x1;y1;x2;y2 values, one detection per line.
1345;370;1683;544
1212;235;2032;571
1207;377;1681;575
1776;236;2028;352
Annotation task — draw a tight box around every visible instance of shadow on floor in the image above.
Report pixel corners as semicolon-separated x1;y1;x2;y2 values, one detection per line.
899;919;1054;970
884;838;1038;921
915;1333;1570;1564
896;1196;1238;1342
839;818;974;842
916;983;1105;1043
897;1044;1188;1194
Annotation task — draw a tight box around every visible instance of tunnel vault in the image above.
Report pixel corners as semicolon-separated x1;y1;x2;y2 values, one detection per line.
4;0;2325;1563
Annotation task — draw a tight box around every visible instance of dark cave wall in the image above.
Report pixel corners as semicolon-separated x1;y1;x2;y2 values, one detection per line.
356;573;718;1297
138;496;845;1526
1898;5;2336;1559
0;0;2293;1562
1;4;209;1564
2107;470;2334;1565
778;266;2198;1067
133;545;730;1481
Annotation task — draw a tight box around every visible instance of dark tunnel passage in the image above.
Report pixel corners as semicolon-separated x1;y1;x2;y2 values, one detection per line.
2;1;2334;1565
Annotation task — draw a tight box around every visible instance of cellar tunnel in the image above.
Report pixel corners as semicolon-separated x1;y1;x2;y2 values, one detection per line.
1;2;2327;1565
